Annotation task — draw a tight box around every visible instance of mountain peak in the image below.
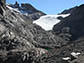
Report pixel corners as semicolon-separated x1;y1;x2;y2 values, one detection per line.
14;1;19;8
7;2;46;20
21;3;38;12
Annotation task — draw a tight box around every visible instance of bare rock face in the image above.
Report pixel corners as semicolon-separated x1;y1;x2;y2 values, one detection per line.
0;0;6;6
21;3;37;12
20;3;46;20
53;4;84;41
0;0;6;16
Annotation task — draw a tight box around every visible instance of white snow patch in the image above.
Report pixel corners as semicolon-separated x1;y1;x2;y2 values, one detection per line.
62;57;71;60
6;6;29;15
33;14;70;31
19;10;29;15
71;52;80;57
7;6;20;13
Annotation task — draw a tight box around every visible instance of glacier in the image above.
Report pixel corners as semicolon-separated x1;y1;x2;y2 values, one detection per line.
33;14;70;31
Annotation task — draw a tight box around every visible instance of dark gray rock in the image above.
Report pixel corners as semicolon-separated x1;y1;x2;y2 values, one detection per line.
0;0;6;6
53;4;84;41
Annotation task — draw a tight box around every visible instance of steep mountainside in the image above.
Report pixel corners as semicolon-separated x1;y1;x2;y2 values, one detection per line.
0;0;67;63
0;0;84;63
53;4;84;41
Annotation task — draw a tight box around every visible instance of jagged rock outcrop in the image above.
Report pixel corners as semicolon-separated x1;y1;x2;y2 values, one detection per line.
13;1;19;8
8;2;46;20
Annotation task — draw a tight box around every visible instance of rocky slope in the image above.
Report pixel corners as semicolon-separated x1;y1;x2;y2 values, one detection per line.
0;0;84;63
53;4;84;41
0;0;67;63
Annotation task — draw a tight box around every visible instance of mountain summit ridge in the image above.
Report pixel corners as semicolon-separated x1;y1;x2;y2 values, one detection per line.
7;1;46;20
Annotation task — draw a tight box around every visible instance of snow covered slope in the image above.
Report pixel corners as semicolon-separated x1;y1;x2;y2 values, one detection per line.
7;5;21;13
33;14;70;30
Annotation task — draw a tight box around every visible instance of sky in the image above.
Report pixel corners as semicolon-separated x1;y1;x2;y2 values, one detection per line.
6;0;84;14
